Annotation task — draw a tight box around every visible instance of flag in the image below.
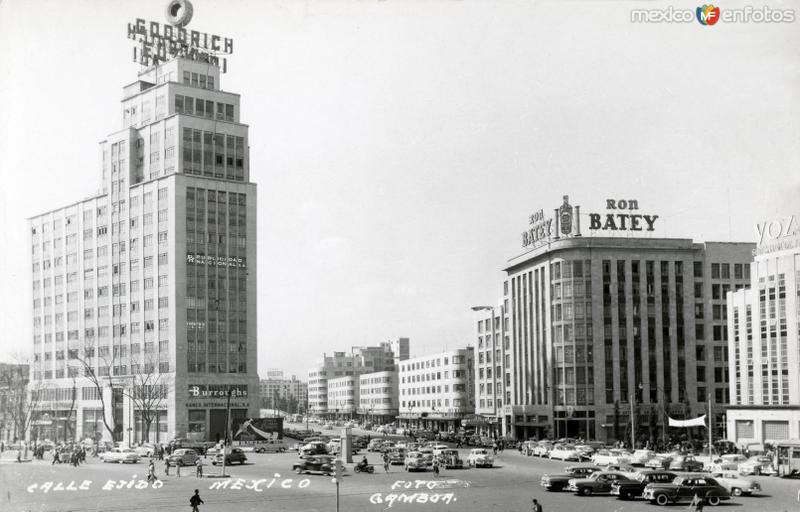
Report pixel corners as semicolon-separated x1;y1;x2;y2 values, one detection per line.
668;414;707;428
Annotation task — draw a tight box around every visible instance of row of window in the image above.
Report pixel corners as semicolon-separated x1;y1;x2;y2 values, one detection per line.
175;95;234;121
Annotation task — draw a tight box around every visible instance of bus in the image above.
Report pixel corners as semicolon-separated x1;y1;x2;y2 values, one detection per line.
773;440;800;477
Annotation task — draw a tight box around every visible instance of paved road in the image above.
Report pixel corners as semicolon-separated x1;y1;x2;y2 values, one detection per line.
2;446;798;512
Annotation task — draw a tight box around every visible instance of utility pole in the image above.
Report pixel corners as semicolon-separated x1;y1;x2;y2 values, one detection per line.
708;393;713;457
630;391;635;450
222;386;232;477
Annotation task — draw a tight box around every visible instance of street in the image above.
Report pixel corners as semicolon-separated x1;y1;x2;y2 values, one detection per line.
2;441;799;512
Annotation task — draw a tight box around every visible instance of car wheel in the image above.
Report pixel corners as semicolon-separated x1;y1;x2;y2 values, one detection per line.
754;468;761;476
731;487;742;497
707;496;721;506
655;494;669;506
118;460;123;464
294;467;302;474
579;487;592;496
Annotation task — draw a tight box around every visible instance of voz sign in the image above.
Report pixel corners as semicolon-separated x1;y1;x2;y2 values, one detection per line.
588;199;658;232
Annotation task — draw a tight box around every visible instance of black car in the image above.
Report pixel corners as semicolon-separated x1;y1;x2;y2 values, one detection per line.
540;465;603;491
293;455;336;475
610;471;677;500
212;447;248;466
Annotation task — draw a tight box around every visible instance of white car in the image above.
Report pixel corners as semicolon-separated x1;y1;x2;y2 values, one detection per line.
738;455;776;475
591;449;632;466
134;443;156;457
629;449;656;466
711;471;761;496
467;448;494;468
100;447;140;464
431;444;449;456
533;441;554;457
708;454;748;472
549;445;580;461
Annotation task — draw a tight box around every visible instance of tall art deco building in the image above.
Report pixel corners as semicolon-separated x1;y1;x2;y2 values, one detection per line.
28;8;258;444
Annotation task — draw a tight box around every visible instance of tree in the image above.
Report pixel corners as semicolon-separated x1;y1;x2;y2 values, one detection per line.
124;355;171;443
74;348;120;442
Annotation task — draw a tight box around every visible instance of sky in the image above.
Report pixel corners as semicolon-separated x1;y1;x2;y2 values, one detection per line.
1;0;798;379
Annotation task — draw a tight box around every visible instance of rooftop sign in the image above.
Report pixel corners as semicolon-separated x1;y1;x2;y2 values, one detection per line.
753;214;799;256
521;195;581;249
127;1;233;72
588;199;658;232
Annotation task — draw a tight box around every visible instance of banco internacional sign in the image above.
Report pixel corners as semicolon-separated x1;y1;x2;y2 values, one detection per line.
27;0;259;445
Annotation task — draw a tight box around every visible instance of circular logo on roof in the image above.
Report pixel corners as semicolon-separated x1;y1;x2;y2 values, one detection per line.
165;0;194;27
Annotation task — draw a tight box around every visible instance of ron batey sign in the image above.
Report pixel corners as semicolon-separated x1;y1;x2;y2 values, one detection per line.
588;199;658;232
188;384;248;398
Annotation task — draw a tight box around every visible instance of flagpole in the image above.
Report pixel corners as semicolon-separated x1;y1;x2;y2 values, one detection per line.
708;393;713;458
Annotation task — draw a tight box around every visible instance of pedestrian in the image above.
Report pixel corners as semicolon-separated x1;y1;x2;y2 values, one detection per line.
17;449;22;463
176;459;182;478
383;452;390;473
432;460;440;479
52;450;59;465
692;494;705;512
196;457;203;478
531;498;543;512
164;457;171;477
147;460;157;483
189;489;204;512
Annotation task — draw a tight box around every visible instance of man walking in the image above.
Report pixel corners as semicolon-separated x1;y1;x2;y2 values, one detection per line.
189;489;204;512
531;498;543;512
195;457;203;478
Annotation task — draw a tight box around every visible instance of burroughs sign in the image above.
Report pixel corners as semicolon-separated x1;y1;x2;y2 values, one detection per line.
188;384;248;398
127;18;233;71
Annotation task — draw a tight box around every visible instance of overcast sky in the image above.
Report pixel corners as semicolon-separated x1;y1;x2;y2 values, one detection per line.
1;0;798;379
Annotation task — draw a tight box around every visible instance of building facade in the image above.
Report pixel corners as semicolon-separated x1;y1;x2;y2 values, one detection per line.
328;376;359;418
478;196;754;444
727;212;800;444
472;304;510;437
259;373;307;413
307;338;409;416
398;348;475;432
0;363;30;443
28;21;258;444
358;370;399;424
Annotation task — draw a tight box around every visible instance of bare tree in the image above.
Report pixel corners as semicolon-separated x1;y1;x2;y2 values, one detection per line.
74;347;120;442
0;357;49;443
123;355;171;443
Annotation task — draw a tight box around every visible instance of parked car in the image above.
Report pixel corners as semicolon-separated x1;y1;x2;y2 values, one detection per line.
293;455;336;475
467;448;494;468
431;444;449;456
549;444;581;461
738;455;776;476
100;447;140;464
710;470;761;496
605;463;637;474
300;441;329;458
629;449;656;466
166;448;199;467
533;441;554;457
668;455;704;472
389;448;407;465
645;455;673;470
134;443;156;458
642;474;730;506
419;447;435;465
567;471;632;496
591;449;632;466
540;465;602;491
404;451;428;472
609;470;677;500
367;439;384;452
438;449;463;469
212;447;247;466
708;454;748;472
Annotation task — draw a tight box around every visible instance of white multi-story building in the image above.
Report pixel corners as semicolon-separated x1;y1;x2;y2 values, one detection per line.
307;338;409;416
727;212;800;444
328;375;359;418
358;370;399;424
398;348;475;432
259;373;307;413
28;15;258;444
471;304;510;437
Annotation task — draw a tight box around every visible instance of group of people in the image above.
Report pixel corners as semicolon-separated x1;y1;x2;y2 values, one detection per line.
50;446;86;466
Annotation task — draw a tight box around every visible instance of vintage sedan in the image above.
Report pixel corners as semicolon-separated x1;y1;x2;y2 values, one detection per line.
438;449;464;469
404;451;428;472
591;449;632;466
299;441;329;458
710;470;761;496
134;443;156;457
566;471;632;496
708;454;748;472
367;439;384;452
212;447;247;465
642;475;730;506
668;455;704;472
389;448;407;465
466;448;494;468
100;447;140;464
166;448;199;467
738;455;776;476
629;449;657;466
610;470;677;500
645;455;673;470
293;455;336;476
549;444;581;461
540;465;602;492
533;441;554;457
419;447;435;465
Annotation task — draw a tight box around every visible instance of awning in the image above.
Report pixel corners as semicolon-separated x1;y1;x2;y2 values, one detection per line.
668;414;707;428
